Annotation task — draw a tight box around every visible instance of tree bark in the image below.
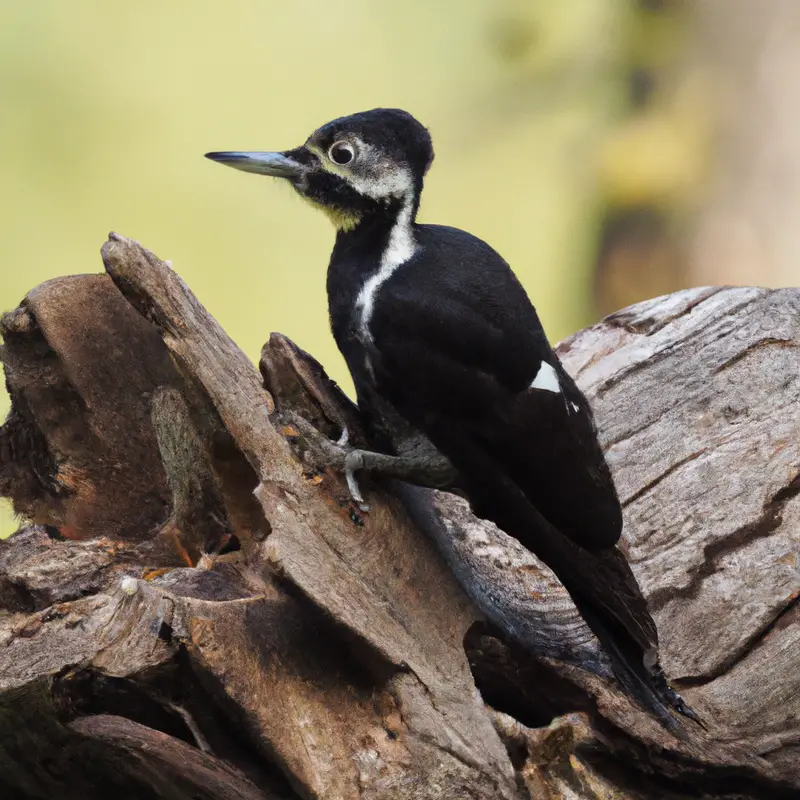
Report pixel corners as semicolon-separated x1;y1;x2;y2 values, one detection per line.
0;235;798;799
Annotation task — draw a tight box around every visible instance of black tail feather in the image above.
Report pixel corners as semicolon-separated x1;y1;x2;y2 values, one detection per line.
431;425;702;731
572;597;683;733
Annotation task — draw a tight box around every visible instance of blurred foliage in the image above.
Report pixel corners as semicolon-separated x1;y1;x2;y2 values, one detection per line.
0;0;704;536
593;0;714;315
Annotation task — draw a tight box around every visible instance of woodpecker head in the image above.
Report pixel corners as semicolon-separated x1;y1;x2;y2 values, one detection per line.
206;108;434;232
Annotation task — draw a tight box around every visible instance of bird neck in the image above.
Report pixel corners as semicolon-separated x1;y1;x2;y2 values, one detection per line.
332;190;418;267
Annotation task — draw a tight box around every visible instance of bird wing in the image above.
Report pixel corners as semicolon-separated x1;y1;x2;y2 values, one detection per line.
367;266;623;552
368;267;662;657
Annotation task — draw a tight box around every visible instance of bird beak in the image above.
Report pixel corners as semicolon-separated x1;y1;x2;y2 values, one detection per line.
204;151;306;179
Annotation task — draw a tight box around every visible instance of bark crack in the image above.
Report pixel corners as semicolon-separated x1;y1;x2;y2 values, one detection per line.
392;673;512;796
712;337;797;374
676;591;800;687
594;293;762;397
621;449;709;508
603;286;727;336
649;473;800;612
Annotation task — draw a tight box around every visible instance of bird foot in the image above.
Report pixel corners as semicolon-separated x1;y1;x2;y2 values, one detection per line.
285;414;370;510
284;413;456;508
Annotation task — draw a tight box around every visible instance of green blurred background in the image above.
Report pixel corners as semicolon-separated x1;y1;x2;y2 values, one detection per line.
2;0;798;535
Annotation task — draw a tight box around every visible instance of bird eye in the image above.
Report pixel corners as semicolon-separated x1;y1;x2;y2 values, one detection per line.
328;141;355;165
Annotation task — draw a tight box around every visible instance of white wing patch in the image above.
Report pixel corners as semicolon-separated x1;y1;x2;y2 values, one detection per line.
529;361;561;393
356;194;417;345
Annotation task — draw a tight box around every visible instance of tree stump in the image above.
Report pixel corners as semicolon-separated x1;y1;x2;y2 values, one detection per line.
0;235;797;799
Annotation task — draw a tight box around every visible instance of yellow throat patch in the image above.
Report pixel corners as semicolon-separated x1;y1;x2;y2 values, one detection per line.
301;197;361;232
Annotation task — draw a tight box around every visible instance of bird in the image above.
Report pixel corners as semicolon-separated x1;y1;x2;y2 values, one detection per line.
206;108;697;729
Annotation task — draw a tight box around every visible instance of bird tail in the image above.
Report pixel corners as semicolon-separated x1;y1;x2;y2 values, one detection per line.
568;595;691;733
433;426;699;731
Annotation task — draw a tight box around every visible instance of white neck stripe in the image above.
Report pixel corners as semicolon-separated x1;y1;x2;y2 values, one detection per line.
356;193;417;345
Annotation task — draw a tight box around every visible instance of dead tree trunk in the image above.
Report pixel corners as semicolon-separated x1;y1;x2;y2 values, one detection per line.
0;235;798;799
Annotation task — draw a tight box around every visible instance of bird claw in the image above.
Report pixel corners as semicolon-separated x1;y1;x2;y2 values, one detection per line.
284;414;370;510
344;449;370;511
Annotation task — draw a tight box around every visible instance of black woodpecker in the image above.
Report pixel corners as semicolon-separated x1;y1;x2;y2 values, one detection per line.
206;108;697;729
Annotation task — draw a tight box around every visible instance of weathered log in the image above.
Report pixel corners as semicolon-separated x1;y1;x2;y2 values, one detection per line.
0;275;181;542
0;235;797;799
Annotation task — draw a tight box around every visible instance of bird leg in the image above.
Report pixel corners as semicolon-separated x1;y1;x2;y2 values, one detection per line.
343;447;457;506
286;414;457;509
